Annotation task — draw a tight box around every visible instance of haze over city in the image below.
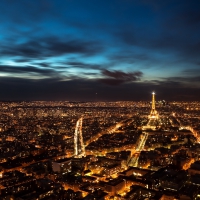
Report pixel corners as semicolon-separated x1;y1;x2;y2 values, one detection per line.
0;0;200;101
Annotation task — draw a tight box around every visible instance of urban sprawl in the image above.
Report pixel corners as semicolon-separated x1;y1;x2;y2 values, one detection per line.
0;94;200;199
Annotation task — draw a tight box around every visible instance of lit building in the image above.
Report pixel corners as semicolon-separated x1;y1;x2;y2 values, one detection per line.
105;179;126;196
52;158;72;173
148;92;159;120
74;117;85;157
143;92;160;130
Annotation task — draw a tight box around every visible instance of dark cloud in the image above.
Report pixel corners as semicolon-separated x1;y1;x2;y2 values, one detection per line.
102;69;142;80
0;65;59;77
0;36;104;59
37;62;50;68
1;41;42;58
111;53;150;63
118;27;200;60
109;52;160;70
99;78;126;86
82;72;98;76
116;1;200;65
66;61;103;70
14;58;32;63
182;69;200;75
45;37;103;56
100;69;143;85
150;79;183;88
0;76;199;101
162;75;200;85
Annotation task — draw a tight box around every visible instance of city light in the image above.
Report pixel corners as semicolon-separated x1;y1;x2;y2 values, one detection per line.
0;96;200;199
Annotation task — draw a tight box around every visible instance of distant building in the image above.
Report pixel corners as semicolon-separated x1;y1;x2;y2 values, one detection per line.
104;178;125;196
188;160;200;175
52;158;71;173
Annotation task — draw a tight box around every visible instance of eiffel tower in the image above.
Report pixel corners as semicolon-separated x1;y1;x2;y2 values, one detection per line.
147;92;160;129
149;92;158;119
142;92;160;130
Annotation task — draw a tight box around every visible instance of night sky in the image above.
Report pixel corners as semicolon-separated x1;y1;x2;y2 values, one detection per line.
0;0;200;101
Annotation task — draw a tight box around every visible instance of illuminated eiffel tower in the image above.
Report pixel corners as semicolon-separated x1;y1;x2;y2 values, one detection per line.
147;92;160;129
149;92;158;119
142;92;160;130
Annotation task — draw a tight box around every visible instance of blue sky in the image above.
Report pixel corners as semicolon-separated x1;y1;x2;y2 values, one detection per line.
0;0;200;101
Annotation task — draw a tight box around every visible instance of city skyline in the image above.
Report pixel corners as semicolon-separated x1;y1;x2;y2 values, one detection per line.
0;99;200;199
0;0;200;101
